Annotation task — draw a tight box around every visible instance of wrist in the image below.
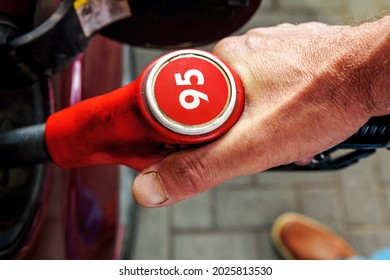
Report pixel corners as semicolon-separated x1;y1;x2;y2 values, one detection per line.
348;16;390;117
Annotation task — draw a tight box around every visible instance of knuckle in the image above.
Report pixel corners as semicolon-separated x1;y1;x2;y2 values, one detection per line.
245;28;264;38
169;154;210;196
213;35;238;56
276;23;295;28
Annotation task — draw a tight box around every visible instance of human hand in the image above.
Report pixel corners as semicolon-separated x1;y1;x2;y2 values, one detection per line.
132;20;390;207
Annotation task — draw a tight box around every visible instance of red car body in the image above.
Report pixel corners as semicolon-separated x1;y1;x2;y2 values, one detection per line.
0;32;129;259
19;35;126;259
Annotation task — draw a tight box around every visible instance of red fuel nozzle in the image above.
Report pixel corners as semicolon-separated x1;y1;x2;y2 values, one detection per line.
45;50;244;171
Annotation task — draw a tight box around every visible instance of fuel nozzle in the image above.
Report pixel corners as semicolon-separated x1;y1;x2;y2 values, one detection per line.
0;50;244;170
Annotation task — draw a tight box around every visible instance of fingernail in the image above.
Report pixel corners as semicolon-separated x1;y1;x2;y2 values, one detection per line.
133;171;168;207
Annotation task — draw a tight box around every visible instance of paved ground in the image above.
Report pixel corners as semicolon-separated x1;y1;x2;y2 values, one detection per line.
131;0;390;259
132;152;390;260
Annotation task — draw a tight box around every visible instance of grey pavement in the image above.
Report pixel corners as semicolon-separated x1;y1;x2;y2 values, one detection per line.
131;0;390;259
133;152;390;259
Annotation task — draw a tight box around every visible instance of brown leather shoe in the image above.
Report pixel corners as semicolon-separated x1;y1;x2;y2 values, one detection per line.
272;213;357;260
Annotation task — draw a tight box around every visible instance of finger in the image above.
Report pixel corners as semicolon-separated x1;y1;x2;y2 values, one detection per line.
297;22;329;30
295;157;315;166
275;23;296;29
131;135;245;208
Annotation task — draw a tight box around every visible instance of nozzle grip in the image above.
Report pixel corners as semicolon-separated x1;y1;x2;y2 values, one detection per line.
45;77;168;171
45;50;244;171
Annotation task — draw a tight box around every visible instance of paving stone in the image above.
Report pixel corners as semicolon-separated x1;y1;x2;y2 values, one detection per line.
133;207;170;259
382;190;390;224
240;9;317;31
255;171;337;185
340;161;383;226
257;230;282;260
348;230;390;258
173;191;213;229
133;48;167;75
216;189;296;227
174;232;258;259
347;0;384;22
218;175;254;190
313;12;350;25
340;155;379;188
341;192;382;228
257;0;274;9
278;0;344;9
378;151;390;184
299;187;342;231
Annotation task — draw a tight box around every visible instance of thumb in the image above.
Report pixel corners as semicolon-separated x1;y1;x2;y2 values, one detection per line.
132;144;236;208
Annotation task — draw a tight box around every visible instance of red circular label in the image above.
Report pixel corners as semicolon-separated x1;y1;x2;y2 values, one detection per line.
153;56;230;126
